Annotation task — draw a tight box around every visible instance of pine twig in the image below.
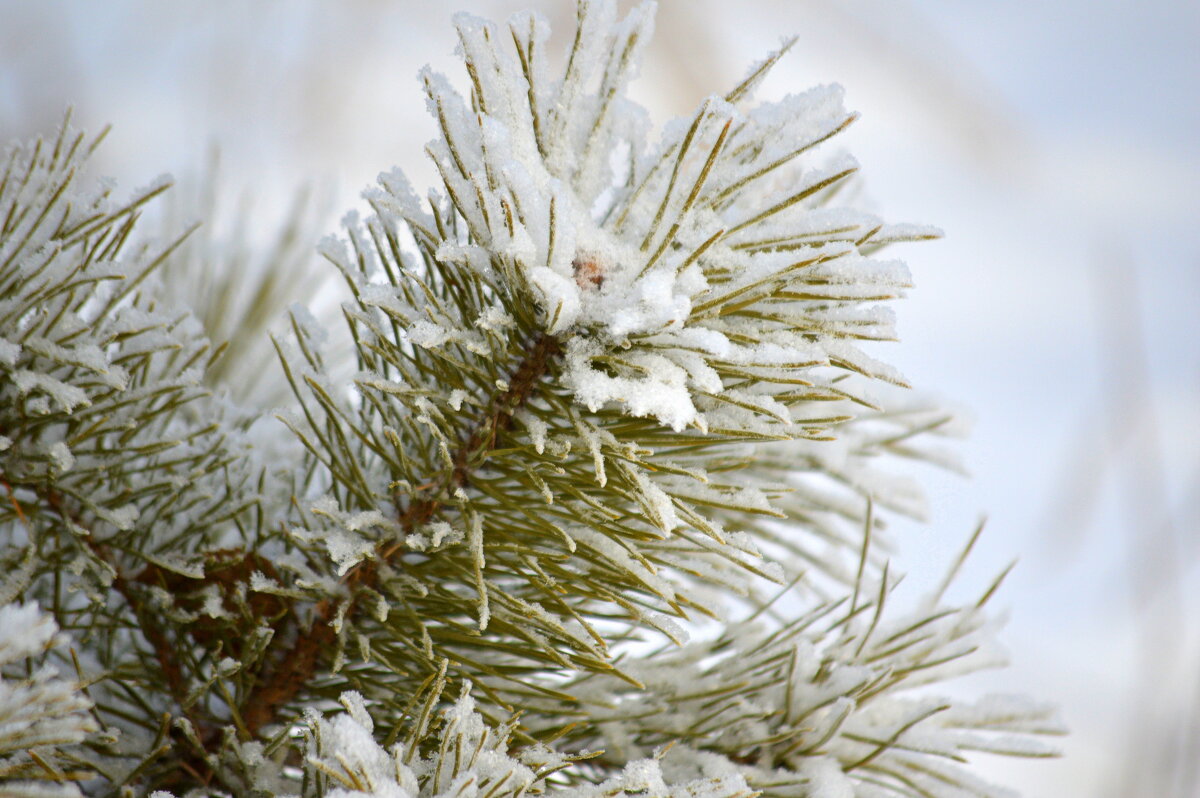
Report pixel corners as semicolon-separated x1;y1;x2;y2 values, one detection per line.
241;331;563;738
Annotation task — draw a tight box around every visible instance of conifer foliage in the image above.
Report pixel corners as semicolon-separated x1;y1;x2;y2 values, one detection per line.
0;2;1062;796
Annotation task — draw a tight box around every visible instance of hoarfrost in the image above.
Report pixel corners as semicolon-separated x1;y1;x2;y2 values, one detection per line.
476;304;514;331
249;571;282;594
345;510;389;533
0;338;20;366
47;442;74;473
447;389;468;411
798;757;854;798
524;414;549;454
564;339;696;431
12;371;90;412
323;531;376;576
96;503;140;532
427;521;462;548
0;602;97;777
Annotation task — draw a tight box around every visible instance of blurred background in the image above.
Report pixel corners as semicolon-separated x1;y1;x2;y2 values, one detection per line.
3;1;1197;794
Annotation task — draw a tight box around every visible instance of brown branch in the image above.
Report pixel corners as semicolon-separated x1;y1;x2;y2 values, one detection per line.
239;331;563;738
35;488;223;788
43;491;193;709
238;597;338;736
3;479;30;527
3;330;565;786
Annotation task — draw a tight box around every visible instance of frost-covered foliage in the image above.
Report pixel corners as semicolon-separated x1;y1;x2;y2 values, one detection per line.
290;0;950;693
541;536;1061;798
0;120;267;557
304;686;753;798
0;2;1060;797
0;602;97;797
0;117;298;786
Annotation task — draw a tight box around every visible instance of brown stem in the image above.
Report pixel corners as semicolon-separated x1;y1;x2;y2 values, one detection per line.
239;558;378;737
44;491;192;709
37;488;220;787
240;331;563;738
238;598;338;736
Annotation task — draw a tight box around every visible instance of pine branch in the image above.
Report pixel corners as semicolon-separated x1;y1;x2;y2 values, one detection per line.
241;330;564;738
416;329;563;523
0;116;302;791
0;3;1063;795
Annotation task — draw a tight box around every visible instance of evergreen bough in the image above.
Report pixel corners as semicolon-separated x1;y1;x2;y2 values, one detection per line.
0;3;1063;796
